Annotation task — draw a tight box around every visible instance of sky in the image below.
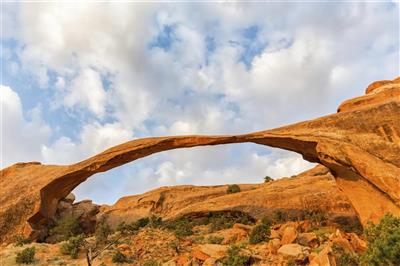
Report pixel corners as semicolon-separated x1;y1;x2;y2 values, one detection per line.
1;2;399;205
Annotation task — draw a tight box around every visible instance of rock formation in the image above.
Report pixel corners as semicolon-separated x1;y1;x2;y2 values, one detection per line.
100;165;357;229
0;77;399;243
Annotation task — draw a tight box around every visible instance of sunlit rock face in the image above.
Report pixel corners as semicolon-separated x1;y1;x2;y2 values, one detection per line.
0;77;399;243
99;165;359;230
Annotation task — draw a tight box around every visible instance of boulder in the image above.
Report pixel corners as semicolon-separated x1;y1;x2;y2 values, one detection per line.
348;233;367;253
63;193;75;203
176;255;191;266
219;228;248;244
117;244;131;252
267;238;281;255
297;232;318;247
270;229;280;239
278;244;310;260
202;258;218;266
281;226;298;245
192;249;210;261
197;244;227;259
309;244;335;266
233;223;252;231
331;237;354;254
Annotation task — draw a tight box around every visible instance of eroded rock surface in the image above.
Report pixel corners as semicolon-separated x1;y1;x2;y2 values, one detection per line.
99;165;357;229
1;77;399;243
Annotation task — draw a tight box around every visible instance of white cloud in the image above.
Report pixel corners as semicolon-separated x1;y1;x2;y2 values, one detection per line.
0;85;51;167
64;68;107;118
42;122;133;164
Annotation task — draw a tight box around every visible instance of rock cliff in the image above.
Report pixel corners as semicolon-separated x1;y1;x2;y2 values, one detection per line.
1;77;399;243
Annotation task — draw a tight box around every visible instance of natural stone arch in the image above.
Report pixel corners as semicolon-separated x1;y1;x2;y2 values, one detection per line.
1;77;399;243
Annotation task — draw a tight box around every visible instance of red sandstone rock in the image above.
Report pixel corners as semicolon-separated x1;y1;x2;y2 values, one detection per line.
0;77;399;243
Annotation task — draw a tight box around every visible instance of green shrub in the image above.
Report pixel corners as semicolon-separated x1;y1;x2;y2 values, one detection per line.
312;227;335;242
334;216;363;235
305;209;328;226
249;223;270;244
207;235;224;244
165;212;254;237
117;217;149;234
264;176;273;183
286;260;296;266
165;217;193;237
136;217;150;228
227;184;241;194
143;259;160;266
333;243;359;266
261;217;273;227
337;252;360;266
112;250;129;264
95;218;112;244
117;222;128;233
60;235;85;259
15;247;35;264
222;245;251;266
13;235;31;247
208;212;253;232
191;236;205;244
272;210;286;224
149;215;163;228
169;239;180;252
361;213;400;266
49;215;82;242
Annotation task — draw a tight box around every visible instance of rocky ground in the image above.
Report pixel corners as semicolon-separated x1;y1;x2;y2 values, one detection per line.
0;167;366;266
0;212;366;266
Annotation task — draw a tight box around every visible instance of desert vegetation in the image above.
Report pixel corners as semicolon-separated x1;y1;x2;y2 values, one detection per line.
226;184;241;194
15;247;35;264
4;202;400;266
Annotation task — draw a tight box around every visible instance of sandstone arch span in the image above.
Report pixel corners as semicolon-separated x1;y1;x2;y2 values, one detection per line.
1;77;399;243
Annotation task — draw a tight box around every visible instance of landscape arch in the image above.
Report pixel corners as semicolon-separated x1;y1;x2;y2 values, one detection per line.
1;77;400;243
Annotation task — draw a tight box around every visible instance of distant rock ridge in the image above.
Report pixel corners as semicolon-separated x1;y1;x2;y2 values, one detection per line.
0;77;399;243
99;165;358;230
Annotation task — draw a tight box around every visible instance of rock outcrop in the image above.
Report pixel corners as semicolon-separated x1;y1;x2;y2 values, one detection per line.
99;165;357;228
1;77;399;243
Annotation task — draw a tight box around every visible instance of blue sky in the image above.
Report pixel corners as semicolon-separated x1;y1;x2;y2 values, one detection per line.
1;2;399;204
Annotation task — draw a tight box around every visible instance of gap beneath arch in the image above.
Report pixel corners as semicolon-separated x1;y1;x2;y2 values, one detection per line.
72;143;315;205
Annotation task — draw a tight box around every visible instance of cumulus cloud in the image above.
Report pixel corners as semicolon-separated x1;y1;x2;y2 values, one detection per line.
63;68;107;118
0;85;51;167
42;122;133;164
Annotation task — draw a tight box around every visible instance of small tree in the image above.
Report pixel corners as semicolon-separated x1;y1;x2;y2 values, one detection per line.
249;223;271;244
15;247;35;264
13;235;31;247
149;215;163;228
264;176;273;183
168;239;180;253
333;244;359;266
222;245;250;266
207;235;224;244
361;213;400;266
95;218;112;244
60;235;85;259
112;250;129;263
49;215;82;242
227;184;241;194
